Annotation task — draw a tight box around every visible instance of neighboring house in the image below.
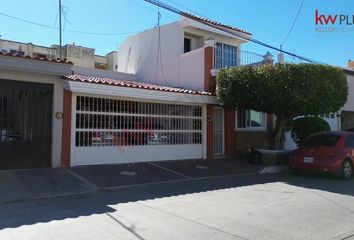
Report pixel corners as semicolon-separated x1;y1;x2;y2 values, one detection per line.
340;61;354;131
0;52;72;169
0;38;118;71
0;14;273;169
284;60;354;150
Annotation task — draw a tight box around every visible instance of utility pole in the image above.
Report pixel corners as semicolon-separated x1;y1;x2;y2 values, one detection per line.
59;0;62;60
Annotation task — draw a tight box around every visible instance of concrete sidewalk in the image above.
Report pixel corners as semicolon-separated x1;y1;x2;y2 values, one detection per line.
0;159;265;204
0;168;97;204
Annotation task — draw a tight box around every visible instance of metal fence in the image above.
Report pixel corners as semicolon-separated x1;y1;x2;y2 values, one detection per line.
75;96;203;147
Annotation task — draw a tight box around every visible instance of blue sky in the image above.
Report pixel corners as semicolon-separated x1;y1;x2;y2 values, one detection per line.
0;0;353;67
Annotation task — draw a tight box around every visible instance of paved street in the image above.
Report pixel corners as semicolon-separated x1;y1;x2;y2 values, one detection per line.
1;173;354;240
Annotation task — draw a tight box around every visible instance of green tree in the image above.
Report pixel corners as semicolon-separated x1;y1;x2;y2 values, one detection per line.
216;63;347;149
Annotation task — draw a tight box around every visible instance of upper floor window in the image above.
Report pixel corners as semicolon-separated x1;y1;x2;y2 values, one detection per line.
184;38;191;53
215;42;238;69
236;109;266;130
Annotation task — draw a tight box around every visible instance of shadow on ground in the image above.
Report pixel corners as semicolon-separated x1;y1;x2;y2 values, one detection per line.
286;171;354;196
0;172;353;231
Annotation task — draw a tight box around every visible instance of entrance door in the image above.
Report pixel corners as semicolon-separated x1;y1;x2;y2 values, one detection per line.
0;79;53;169
213;107;224;155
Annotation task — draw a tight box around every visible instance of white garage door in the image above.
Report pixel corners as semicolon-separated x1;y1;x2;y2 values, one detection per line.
71;95;204;166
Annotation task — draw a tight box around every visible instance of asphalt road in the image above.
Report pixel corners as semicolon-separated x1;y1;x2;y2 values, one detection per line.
0;173;354;240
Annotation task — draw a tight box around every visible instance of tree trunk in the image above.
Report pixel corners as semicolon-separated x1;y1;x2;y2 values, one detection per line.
268;114;290;150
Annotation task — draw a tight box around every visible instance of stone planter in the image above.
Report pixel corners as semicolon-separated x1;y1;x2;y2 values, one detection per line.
255;149;293;166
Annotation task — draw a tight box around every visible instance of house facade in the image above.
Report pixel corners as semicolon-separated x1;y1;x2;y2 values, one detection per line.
0;15;274;169
0;39;118;71
117;15;274;159
340;61;354;131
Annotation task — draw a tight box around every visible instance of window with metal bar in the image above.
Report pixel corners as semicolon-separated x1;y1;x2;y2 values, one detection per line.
75;96;203;147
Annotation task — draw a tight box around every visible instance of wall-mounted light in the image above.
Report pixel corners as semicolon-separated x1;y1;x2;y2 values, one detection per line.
55;112;64;119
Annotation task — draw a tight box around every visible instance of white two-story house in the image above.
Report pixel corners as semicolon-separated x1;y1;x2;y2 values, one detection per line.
117;15;273;160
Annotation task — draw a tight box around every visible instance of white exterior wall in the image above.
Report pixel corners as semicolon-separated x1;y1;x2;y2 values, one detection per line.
284;116;340;150
118;22;183;88
0;69;64;167
72;145;203;166
118;19;247;92
180;48;205;91
342;74;354;111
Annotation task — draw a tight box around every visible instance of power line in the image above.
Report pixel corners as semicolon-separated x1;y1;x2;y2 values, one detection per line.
124;0;177;22
281;0;304;48
163;0;205;18
0;11;140;36
143;0;327;65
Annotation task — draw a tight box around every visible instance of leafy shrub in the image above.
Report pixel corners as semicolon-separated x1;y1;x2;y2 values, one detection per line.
216;63;347;149
291;117;331;146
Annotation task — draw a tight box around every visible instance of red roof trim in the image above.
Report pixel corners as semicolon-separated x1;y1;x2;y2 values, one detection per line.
65;74;213;96
182;12;252;36
0;52;73;65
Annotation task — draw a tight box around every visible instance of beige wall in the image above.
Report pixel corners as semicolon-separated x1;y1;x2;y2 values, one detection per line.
0;39;111;71
106;51;118;71
65;45;95;68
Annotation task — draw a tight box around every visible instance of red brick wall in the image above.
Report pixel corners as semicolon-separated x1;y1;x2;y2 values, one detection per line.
204;46;215;93
224;109;237;158
61;90;72;167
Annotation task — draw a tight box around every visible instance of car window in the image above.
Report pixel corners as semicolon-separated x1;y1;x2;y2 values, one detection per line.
345;135;354;148
302;133;341;147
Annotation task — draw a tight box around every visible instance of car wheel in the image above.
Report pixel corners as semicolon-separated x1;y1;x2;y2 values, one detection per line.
341;159;353;180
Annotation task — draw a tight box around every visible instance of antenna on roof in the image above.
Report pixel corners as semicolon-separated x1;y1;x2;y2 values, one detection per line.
59;0;62;60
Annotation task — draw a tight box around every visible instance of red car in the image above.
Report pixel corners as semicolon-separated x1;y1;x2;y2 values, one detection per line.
289;131;354;179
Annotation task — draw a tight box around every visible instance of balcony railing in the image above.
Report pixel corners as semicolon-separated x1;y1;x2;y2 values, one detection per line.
213;49;273;70
240;51;267;66
210;48;274;76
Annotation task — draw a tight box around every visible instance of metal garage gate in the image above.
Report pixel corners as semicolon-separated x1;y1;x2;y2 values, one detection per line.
71;95;204;166
0;79;52;169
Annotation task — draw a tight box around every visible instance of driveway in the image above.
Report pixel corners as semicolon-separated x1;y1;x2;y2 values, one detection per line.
0;168;96;204
0;173;353;240
0;159;261;203
69;159;262;189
